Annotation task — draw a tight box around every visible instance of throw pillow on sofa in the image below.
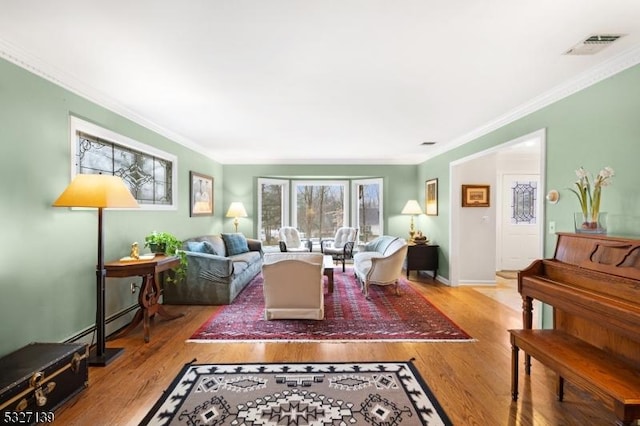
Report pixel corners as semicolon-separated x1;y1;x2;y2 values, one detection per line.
186;240;218;255
221;233;249;256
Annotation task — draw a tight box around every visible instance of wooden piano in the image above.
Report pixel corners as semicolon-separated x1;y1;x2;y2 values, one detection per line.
509;232;640;426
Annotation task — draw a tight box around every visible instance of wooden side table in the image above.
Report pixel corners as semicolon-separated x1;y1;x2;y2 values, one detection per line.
323;255;335;293
406;243;439;280
105;255;184;343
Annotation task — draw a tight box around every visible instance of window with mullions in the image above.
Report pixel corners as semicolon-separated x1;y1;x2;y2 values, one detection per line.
70;116;177;210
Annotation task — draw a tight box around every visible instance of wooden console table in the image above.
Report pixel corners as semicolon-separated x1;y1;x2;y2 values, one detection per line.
105;255;183;343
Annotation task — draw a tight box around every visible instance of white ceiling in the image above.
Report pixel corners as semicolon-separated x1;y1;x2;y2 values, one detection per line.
1;1;640;164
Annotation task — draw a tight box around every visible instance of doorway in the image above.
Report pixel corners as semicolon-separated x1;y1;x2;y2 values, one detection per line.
449;129;546;287
497;173;541;271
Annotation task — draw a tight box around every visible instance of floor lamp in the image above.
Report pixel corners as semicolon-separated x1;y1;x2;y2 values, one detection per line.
226;202;248;233
53;174;139;367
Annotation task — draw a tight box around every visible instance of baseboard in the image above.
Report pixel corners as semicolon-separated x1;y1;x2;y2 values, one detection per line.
62;304;138;346
457;280;496;286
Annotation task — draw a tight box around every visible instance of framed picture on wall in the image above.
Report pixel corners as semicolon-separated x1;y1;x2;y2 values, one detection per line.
190;171;214;217
425;178;438;216
462;184;490;207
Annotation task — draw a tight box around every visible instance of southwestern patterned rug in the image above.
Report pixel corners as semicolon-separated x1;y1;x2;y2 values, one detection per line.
139;361;452;426
188;268;472;342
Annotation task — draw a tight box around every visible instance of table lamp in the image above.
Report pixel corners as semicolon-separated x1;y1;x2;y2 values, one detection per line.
53;174;139;367
401;199;423;242
226;202;248;233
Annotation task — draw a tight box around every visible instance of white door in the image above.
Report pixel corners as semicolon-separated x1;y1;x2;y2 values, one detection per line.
500;174;540;271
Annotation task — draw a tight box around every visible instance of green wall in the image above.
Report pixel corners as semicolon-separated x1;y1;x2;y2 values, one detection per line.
221;164;418;239
0;57;224;356
417;63;640;279
2;51;638;357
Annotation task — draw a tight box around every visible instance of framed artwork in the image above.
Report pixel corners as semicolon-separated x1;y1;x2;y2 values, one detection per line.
462;184;490;207
190;171;214;216
425;178;438;216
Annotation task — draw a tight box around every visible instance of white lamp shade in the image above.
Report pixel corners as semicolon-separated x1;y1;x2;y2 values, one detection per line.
226;202;248;218
401;199;423;215
52;174;139;208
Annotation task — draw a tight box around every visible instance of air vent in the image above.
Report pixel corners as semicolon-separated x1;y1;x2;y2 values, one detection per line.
421;141;436;146
565;34;626;55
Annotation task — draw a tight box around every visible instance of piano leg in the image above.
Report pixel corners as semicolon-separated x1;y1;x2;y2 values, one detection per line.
511;336;519;401
522;296;533;329
556;375;564;401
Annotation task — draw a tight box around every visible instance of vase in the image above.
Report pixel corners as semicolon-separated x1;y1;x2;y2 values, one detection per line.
149;243;166;254
574;212;607;234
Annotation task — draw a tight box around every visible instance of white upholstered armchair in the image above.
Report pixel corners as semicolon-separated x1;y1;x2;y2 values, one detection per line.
278;227;312;252
262;253;325;320
321;227;358;272
353;236;408;299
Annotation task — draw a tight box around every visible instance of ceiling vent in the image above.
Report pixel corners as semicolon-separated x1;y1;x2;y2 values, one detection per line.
565;34;626;55
421;141;436;146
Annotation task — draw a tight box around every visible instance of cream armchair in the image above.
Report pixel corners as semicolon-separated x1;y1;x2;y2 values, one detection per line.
321;227;358;272
262;253;325;320
353;236;408;299
278;227;312;252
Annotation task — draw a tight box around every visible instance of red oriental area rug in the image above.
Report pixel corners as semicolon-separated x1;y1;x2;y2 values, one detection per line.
188;268;472;342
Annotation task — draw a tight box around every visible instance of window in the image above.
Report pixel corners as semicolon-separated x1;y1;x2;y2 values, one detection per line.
352;178;383;243
257;178;289;245
293;181;348;243
70;116;177;210
257;177;384;248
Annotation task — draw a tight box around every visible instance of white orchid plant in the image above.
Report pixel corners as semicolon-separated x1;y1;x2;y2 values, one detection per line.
568;166;614;223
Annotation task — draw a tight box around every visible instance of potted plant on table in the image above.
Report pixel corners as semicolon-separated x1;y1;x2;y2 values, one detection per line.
144;231;187;283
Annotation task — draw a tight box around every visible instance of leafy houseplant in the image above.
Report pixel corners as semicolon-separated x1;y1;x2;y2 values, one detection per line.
144;231;187;283
568;166;614;231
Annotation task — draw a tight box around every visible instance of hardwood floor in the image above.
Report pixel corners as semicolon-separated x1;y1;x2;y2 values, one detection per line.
55;272;619;425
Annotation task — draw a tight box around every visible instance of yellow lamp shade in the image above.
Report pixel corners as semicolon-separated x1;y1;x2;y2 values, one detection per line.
53;174;139;208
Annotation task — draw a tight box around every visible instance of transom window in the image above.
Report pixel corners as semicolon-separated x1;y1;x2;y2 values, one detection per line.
70;116;177;210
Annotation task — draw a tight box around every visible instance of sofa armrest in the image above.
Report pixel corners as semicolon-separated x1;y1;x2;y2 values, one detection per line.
246;238;263;255
366;244;408;284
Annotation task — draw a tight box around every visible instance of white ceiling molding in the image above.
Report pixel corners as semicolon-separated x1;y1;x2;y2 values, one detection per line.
2;39;640;165
0;38;211;161
424;45;640;162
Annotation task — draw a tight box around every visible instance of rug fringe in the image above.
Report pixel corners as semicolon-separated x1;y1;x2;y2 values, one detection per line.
186;338;476;344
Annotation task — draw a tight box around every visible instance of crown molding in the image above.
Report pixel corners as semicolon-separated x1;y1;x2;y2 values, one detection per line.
2;38;639;165
421;45;640;162
0;38;207;159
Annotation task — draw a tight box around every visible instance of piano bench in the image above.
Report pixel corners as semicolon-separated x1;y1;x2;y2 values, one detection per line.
509;329;640;426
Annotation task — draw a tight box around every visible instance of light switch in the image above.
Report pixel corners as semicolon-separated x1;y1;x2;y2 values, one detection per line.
548;221;556;234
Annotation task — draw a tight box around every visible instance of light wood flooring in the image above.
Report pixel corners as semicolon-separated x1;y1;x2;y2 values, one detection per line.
55;271;619;425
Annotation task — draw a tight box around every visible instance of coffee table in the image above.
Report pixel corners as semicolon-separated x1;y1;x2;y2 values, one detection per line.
323;255;335;293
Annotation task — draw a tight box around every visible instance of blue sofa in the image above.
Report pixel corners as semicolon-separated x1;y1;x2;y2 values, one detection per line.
162;234;263;305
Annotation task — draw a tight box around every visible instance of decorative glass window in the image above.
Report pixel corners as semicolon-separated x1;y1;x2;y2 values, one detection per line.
511;181;537;224
70;116;177;210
